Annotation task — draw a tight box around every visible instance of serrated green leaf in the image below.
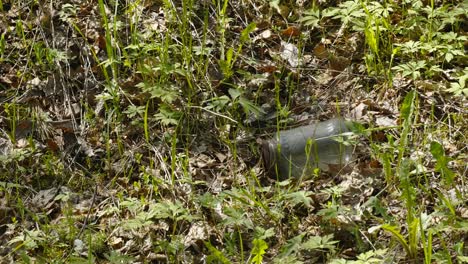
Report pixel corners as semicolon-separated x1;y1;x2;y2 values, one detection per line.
238;97;265;117
283;191;313;207
430;141;444;159
302;234;338;251
250;239;268;264
205;241;231;264
241;23;256;43
278;234;304;258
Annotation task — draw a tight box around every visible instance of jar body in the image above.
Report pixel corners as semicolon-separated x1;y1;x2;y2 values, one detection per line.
262;118;354;180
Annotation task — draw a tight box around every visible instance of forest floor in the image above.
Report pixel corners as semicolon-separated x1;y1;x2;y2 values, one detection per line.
0;0;467;263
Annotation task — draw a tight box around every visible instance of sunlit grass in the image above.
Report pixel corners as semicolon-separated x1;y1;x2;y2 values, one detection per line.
0;0;466;262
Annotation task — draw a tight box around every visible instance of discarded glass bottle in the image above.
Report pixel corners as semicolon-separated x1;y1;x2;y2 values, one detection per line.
262;118;355;180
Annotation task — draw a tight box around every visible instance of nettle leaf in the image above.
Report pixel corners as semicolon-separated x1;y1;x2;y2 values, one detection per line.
153;86;179;103
8;229;46;250
254;227;276;240
205;241;231;264
355;248;388;262
283;191;313;208
322;7;341;18
121;217;152;231
198;192;221;209
446;71;468;96
229;88;265;117
154;104;182;126
316;204;340;220
392;61;426;79
323;0;366;26
250;238;268;264
429;141;445;158
223;207;253;229
120;197;144;213
136;82;180;103
397;40;421;54
297;9;321;28
241;22;256;43
226;47;234;65
104;251;135;264
148;200;195;221
219;57;233;78
238;97;265;117
278;234;304;258
147;203;171;219
206;95;230;110
123;105;145;118
301;234;338;251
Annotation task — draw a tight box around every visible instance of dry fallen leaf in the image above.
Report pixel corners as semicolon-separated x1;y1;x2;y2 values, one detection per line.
329;55;350;75
281;26;301;37
254;29;273;41
313;43;329;59
350;102;368;120
280;41;300;67
215;152;227;162
183;222;210;247
375;116;397;127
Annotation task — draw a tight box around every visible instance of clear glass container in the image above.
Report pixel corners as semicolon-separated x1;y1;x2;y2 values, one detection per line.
262;118;355;180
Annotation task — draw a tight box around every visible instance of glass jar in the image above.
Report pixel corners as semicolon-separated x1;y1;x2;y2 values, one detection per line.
262;118;355;180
